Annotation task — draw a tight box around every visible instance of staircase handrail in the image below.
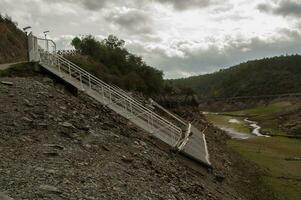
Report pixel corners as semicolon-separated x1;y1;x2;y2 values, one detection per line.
41;51;183;135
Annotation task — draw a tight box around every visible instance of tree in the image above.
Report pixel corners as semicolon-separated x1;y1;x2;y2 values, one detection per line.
103;35;125;49
71;37;81;51
69;34;165;95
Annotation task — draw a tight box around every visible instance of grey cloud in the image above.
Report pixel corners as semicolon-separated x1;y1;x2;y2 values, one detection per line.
154;0;212;10
78;0;108;11
257;3;271;13
258;0;301;17
105;10;153;34
274;1;301;17
41;0;217;11
128;29;301;78
41;0;110;11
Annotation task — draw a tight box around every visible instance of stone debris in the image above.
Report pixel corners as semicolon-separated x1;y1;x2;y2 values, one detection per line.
39;185;62;194
0;81;13;86
61;121;75;128
0;192;14;200
0;76;272;200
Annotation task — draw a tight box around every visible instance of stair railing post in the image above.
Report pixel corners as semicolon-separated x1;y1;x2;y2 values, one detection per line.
68;63;71;78
109;90;112;103
102;86;105;103
130;101;133;116
80;72;83;90
58;62;62;77
89;75;91;89
148;113;150;130
125;99;129;118
151;113;154;133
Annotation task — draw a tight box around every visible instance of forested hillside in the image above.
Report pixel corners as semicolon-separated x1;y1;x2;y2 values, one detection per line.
0;14;27;63
68;35;165;95
172;55;301;98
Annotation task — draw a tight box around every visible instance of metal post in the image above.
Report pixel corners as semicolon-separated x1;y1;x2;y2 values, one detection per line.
80;73;83;90
109;91;112;103
102;87;105;103
125;100;128;118
89;76;91;89
151;113;153;133
43;30;50;52
68;63;71;77
23;26;31;62
58;63;62;77
130;102;133;115
148;114;150;130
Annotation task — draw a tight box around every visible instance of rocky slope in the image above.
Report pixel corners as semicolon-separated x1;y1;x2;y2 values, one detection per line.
0;69;273;199
0;15;27;64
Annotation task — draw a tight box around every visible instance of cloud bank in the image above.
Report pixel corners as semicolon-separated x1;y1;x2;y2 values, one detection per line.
1;0;301;78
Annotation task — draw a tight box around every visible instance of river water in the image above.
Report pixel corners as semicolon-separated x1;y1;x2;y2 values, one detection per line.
244;118;270;137
218;126;253;139
207;112;270;139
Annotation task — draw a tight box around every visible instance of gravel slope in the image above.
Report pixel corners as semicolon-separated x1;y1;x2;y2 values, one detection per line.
0;75;273;200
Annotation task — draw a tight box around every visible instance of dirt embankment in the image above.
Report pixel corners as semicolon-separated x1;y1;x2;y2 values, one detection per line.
0;69;274;199
0;16;27;64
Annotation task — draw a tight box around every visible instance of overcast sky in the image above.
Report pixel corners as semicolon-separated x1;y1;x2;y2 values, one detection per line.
1;0;301;78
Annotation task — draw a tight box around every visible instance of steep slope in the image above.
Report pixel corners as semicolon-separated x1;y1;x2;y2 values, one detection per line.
0;66;273;200
0;14;27;64
172;55;301;98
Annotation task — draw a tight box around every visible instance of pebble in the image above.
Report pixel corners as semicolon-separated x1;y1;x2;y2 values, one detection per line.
22;117;33;123
43;144;65;150
23;99;33;107
39;185;61;194
121;155;134;163
61;122;75;128
0;81;13;86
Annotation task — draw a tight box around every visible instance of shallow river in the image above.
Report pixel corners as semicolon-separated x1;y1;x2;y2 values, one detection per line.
207;113;270;139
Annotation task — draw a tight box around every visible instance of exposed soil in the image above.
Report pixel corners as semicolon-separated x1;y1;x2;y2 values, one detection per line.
0;72;274;199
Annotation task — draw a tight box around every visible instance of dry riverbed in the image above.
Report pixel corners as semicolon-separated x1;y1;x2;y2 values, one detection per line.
204;110;301;200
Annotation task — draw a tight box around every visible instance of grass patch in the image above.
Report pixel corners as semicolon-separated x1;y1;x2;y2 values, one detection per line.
228;137;301;200
208;102;301;199
228;101;294;116
224;101;298;136
205;113;251;134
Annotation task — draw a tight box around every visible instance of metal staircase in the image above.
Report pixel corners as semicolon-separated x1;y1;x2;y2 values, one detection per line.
27;33;211;166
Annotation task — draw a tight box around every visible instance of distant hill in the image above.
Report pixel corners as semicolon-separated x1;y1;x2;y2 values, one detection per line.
0;14;27;64
171;55;301;98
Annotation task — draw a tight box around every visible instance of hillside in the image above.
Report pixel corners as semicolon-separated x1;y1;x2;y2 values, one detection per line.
0;65;274;199
0;14;27;64
172;55;301;98
67;35;164;95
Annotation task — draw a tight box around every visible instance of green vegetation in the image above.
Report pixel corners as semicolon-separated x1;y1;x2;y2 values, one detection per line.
206;102;301;200
226;101;301;136
0;14;27;64
228;137;301;200
205;113;251;134
69;35;164;95
229;101;295;116
172;55;301;98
